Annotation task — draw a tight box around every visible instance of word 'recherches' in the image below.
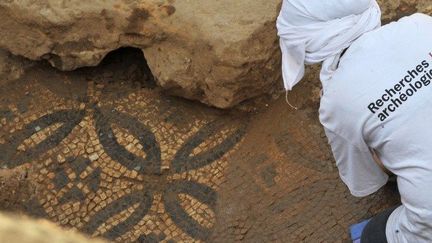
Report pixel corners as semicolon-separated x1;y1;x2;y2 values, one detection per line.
368;60;432;122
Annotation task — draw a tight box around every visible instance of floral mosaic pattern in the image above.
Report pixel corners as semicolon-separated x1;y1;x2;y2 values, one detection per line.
0;72;246;242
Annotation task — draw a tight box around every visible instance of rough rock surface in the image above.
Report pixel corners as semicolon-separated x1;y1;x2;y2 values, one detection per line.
0;49;34;82
0;0;282;108
0;213;106;243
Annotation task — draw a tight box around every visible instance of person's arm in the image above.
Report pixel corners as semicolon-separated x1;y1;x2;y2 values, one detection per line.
324;128;388;197
371;149;392;176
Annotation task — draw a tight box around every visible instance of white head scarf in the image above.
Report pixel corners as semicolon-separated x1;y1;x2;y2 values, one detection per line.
277;0;382;91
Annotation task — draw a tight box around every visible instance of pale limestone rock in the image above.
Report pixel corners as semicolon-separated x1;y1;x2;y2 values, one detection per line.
0;213;106;243
0;0;282;108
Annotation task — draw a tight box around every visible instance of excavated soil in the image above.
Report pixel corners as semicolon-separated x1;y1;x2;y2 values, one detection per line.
0;47;401;242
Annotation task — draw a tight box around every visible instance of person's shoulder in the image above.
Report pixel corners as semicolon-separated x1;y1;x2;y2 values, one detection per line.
355;13;432;44
375;13;432;35
401;13;432;23
323;14;432;111
334;13;432;77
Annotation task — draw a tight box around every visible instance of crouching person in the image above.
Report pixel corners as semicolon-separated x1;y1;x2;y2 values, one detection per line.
277;0;432;242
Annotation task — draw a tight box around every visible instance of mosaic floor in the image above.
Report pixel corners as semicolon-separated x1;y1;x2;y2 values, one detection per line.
0;48;401;242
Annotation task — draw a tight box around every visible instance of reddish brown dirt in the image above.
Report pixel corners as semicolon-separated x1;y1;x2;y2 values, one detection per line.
0;165;35;212
0;48;401;242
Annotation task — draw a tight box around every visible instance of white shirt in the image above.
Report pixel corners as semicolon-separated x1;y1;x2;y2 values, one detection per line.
319;13;432;242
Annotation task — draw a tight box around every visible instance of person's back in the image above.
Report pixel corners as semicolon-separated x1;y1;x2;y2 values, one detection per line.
319;13;432;242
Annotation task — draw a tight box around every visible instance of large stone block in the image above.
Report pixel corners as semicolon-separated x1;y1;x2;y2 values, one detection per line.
0;0;282;108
